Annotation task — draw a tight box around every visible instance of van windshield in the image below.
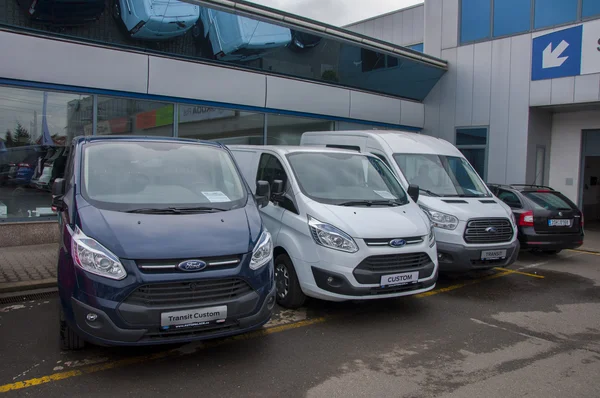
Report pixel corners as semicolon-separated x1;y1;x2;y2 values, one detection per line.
81;141;246;211
287;152;409;206
393;153;490;198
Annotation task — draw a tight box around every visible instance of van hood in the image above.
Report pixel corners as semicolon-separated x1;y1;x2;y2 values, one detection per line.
419;196;511;221
308;201;429;239
77;203;261;260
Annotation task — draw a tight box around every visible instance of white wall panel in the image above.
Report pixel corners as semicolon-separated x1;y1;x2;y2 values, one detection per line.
530;80;552;106
373;19;384;40
392;12;404;45
382;15;394;43
402;9;415;45
349;91;401;125
488;38;512;184
472;42;493;126
455;45;475;126
266;77;350;118
574;74;600;103
424;82;441;137
148;56;266;108
437;48;458;142
364;20;376;38
551;77;575;104
413;6;425;44
400;100;425;128
549;111;600;204
441;0;459;50
506;35;532;184
424;0;443;57
526;109;553;185
0;31;148;93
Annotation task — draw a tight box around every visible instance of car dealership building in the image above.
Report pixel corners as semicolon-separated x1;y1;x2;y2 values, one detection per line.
0;0;599;245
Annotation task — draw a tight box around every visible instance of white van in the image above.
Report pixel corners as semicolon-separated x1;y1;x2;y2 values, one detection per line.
230;145;438;308
300;131;520;273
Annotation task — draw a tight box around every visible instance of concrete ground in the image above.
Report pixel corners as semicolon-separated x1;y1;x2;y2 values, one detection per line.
0;250;598;397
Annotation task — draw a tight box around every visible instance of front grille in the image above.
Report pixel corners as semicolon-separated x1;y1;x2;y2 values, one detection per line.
464;218;513;244
124;278;253;307
136;255;242;273
363;237;424;247
355;253;432;275
142;321;240;341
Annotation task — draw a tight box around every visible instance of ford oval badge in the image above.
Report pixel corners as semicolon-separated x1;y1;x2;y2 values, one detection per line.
177;260;207;272
486;227;498;233
389;239;406;248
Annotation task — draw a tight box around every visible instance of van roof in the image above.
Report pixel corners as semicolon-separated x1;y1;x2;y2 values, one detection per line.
229;145;374;157
75;135;223;148
303;130;462;157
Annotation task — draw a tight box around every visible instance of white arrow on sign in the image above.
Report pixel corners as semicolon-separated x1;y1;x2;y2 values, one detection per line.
542;40;570;69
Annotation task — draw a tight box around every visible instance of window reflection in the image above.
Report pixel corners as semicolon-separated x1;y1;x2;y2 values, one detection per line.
266;114;332;146
96;97;173;136
1;0;444;100
178;106;264;145
0;86;88;220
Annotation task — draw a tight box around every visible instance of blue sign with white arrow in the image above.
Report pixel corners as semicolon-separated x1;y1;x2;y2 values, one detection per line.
531;25;583;81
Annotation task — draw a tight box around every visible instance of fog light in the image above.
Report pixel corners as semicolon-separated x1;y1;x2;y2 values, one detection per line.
327;277;334;284
86;313;98;322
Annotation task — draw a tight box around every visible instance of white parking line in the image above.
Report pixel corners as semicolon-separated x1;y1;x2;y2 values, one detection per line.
517;252;585;270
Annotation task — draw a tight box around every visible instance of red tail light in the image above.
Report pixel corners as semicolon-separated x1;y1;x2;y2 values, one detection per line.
537;189;552;193
518;211;534;227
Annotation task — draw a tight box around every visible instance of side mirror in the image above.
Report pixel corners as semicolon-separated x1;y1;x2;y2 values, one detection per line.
256;180;271;208
407;184;419;203
52;178;66;196
271;180;284;195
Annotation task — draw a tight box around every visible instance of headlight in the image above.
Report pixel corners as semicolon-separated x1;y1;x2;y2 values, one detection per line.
71;227;127;280
420;206;459;230
308;215;358;253
250;230;273;270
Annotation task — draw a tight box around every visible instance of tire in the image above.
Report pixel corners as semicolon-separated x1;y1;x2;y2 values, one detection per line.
59;307;85;351
274;254;305;309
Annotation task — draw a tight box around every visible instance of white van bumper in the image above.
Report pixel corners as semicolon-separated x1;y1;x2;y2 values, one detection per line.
436;240;520;272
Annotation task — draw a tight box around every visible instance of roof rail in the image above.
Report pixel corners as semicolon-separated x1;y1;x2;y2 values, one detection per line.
509;184;555;190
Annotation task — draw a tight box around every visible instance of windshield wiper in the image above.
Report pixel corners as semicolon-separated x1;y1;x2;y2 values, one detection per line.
337;200;403;207
125;206;224;214
419;188;441;197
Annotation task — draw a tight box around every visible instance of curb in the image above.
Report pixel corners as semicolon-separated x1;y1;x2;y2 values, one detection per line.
0;279;57;294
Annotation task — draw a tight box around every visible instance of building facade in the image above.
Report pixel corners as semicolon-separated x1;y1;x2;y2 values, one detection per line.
347;0;600;220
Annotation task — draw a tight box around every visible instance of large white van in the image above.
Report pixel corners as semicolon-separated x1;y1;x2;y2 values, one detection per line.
300;131;520;272
229;146;438;308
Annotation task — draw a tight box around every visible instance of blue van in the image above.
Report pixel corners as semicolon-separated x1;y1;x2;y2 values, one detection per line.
52;136;275;349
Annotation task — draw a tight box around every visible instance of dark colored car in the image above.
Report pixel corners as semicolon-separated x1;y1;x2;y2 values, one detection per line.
52;136;276;349
16;0;105;26
13;161;36;185
488;184;584;254
289;30;322;50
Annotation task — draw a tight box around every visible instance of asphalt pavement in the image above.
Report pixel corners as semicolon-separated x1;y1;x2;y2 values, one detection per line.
0;250;599;397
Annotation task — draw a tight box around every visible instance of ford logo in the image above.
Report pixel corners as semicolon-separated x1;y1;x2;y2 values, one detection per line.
177;260;207;272
485;227;498;233
389;239;407;248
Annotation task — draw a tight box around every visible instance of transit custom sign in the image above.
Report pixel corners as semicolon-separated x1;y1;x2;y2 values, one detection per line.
531;20;600;81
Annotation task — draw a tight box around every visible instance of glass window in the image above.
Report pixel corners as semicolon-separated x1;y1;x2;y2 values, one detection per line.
458;148;486;180
407;43;424;53
287;152;408;206
178;106;264;145
0;1;446;101
82;141;246;211
0;87;90;221
534;0;578;29
583;0;600;18
96;97;173;137
256;154;288;189
456;128;487;146
460;0;491;43
393;153;489;197
497;189;522;208
494;0;532;37
456;127;488;179
267;114;333;146
522;191;576;210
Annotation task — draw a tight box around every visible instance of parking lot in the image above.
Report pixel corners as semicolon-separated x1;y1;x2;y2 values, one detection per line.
0;250;598;397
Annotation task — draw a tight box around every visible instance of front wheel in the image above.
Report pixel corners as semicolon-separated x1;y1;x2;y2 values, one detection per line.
274;254;305;309
59;307;85;350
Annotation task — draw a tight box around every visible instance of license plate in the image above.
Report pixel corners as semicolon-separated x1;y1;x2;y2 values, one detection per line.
160;305;227;330
548;219;571;227
481;249;507;260
380;271;419;287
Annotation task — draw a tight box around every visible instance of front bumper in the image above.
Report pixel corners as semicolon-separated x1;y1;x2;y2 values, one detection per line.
69;284;276;347
436;240;520;272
